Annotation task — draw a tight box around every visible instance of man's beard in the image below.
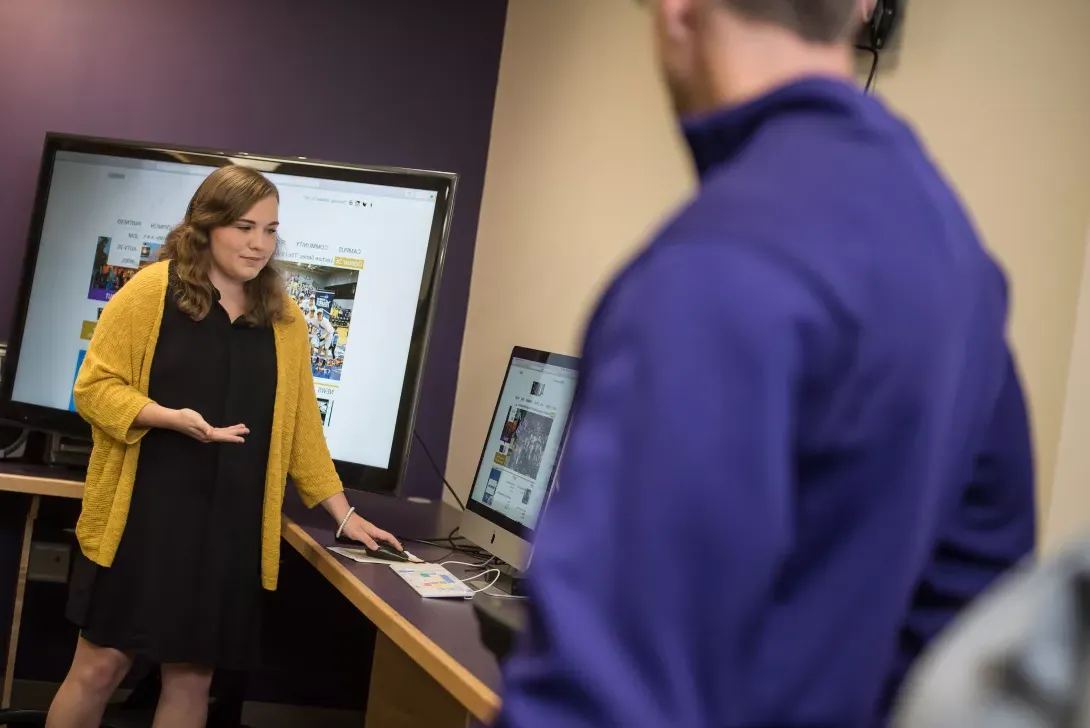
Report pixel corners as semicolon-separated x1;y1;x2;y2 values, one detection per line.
658;46;714;119
664;69;708;119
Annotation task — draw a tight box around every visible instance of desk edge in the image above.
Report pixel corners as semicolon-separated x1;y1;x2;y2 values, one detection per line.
0;473;84;499
280;515;501;723
0;474;500;720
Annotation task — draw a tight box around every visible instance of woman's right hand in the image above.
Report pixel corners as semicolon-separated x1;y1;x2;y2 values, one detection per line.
172;408;248;443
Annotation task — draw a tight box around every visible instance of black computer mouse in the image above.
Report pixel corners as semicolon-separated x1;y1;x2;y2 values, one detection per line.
366;543;413;563
335;534;413;562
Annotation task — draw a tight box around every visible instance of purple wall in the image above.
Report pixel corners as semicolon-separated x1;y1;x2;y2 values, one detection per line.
0;0;508;498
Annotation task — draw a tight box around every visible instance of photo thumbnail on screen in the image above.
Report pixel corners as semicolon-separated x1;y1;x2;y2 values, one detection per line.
281;261;359;383
87;237;164;302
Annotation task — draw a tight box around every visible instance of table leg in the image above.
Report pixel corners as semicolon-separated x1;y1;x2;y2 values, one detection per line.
2;494;38;708
365;632;472;728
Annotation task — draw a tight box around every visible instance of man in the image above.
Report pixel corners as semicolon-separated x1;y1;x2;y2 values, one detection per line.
495;1;1036;727
303;308;320;359
315;308;336;356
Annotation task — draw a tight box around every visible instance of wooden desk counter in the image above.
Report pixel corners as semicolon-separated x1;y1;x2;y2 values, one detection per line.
282;490;502;726
0;466;502;726
0;466;83;707
0;465;83;500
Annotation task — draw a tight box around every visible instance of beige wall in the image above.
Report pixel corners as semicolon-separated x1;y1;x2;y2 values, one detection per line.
875;1;1090;532
446;0;1090;524
444;0;693;498
1046;220;1090;551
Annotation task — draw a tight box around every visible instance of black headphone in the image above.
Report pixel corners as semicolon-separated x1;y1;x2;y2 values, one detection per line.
855;0;903;93
857;0;903;51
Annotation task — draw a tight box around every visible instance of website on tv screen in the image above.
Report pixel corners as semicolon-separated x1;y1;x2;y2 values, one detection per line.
12;151;440;469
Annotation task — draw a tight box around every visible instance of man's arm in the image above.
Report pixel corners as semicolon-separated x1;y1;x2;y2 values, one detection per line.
495;242;834;728
883;350;1036;709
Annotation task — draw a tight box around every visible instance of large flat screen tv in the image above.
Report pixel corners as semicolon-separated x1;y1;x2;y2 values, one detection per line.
0;133;457;494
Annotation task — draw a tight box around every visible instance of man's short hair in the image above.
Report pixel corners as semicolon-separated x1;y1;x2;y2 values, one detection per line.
724;0;859;43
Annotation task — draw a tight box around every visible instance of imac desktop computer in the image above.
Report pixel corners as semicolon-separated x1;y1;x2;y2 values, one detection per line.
459;346;579;572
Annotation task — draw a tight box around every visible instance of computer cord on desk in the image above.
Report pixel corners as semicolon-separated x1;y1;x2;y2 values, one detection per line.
0;429;28;459
411;431;509;564
441;558;502;597
440;558;529;599
440;557;496;572
476;589;529;600
409;528;483;551
412;429;465;511
406;529;492;562
466;571;502;597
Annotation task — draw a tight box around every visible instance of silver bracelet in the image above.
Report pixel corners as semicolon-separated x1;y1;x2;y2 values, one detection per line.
335;506;356;539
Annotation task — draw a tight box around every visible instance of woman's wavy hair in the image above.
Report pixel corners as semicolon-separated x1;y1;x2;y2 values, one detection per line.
161;165;287;326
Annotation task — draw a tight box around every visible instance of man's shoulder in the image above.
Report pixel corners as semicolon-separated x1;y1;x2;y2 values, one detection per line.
678;120;997;326
587;230;847;353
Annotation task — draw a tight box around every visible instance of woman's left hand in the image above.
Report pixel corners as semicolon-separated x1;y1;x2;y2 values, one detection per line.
340;513;402;551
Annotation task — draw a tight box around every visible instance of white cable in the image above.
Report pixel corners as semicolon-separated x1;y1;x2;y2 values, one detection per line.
438;557;503;598
461;569;501;596
477;589;528;600
440;557;495;571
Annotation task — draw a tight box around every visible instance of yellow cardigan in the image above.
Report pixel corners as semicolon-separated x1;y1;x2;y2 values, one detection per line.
73;261;343;590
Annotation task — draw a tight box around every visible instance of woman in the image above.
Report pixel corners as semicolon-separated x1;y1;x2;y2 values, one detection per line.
48;165;400;728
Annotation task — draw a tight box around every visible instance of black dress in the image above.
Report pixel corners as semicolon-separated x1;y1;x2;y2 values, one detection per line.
67;272;277;671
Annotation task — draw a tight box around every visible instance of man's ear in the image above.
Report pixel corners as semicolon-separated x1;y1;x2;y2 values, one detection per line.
857;0;879;24
657;0;700;45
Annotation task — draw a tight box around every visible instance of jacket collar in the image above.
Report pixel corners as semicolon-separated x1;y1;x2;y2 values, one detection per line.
682;76;867;179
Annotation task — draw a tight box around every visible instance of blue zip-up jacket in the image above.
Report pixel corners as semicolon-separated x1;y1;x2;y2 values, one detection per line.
494;78;1035;728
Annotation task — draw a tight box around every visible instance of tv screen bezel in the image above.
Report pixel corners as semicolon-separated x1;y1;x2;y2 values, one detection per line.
0;132;457;496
